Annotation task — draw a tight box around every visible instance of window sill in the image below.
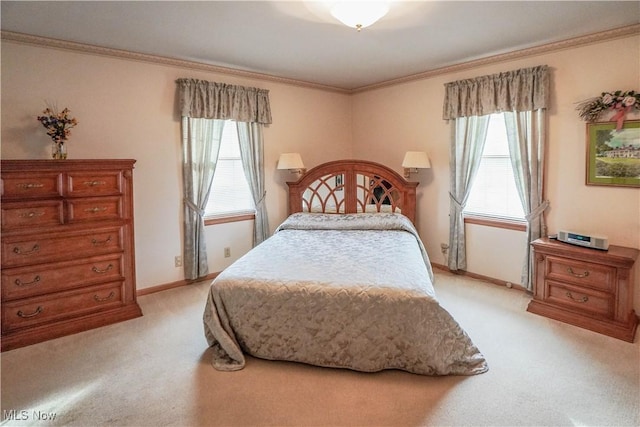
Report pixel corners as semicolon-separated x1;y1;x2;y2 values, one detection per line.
205;213;255;226
464;214;526;231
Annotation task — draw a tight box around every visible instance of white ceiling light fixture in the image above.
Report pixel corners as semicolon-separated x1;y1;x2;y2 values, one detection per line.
330;1;390;32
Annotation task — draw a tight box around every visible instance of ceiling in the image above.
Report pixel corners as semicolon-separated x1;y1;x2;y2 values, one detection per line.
2;1;639;91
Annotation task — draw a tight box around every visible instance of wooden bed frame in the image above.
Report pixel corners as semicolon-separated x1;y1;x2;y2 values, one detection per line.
287;159;418;224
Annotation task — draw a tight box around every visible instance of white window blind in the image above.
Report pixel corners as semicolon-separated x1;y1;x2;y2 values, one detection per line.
205;121;255;218
464;113;525;220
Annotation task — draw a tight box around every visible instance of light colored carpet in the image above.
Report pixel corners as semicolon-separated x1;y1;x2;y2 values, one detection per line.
1;270;638;427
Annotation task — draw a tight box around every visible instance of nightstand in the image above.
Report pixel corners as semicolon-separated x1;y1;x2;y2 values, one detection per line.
527;237;638;342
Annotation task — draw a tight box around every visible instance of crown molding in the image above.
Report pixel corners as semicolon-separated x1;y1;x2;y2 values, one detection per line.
351;24;640;93
0;30;350;94
2;23;639;96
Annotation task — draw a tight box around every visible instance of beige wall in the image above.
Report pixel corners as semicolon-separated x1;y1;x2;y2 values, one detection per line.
351;35;640;308
2;34;639;310
0;41;353;289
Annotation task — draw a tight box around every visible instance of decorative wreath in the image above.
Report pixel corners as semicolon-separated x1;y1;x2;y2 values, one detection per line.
576;90;640;130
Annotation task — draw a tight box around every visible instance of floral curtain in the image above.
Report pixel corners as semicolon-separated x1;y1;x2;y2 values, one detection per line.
237;121;270;246
177;79;273;279
447;116;490;271
443;65;550;285
176;79;272;124
504;110;549;291
443;65;549;119
181;118;224;279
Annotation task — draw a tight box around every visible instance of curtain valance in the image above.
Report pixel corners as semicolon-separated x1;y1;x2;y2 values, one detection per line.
177;79;272;124
442;65;549;120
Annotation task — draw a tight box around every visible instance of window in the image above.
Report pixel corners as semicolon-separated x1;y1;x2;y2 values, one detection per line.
464;113;525;221
205;121;255;219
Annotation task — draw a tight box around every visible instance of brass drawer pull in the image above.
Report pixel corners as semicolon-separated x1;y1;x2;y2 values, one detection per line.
91;236;112;246
84;207;108;214
15;275;41;287
92;264;114;274
13;244;40;255
566;292;589;303
19;211;45;219
16;183;44;189
83;180;106;187
17;306;43;318
94;291;115;302
567;267;589;278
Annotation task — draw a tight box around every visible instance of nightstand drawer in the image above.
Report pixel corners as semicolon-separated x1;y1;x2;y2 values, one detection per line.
546;256;615;292
1;200;64;231
2;282;125;333
546;281;613;318
2;254;124;301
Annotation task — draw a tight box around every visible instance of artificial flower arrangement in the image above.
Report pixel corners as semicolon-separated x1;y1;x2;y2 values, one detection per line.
577;90;640;130
36;107;78;144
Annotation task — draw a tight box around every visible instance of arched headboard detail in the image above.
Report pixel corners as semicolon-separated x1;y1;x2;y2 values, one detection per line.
286;159;418;224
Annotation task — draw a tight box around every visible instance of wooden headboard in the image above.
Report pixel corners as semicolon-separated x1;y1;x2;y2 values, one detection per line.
287;159;418;224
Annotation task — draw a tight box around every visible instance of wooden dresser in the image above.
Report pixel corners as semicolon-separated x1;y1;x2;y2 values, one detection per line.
527;237;638;342
1;159;142;351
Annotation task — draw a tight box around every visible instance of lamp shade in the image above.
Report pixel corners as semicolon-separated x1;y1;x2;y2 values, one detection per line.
402;151;431;169
277;153;305;170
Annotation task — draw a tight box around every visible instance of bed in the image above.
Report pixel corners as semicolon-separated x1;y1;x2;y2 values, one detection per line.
203;160;488;376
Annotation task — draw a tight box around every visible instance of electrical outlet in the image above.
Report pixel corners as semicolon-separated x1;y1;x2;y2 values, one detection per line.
174;256;182;267
224;247;231;258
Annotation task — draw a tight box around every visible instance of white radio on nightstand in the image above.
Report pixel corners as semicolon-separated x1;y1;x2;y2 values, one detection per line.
556;230;609;250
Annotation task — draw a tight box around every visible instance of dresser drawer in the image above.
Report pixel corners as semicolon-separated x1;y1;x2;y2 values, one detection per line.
546;280;614;318
67;171;122;197
1;200;64;231
2;254;123;301
67;196;123;223
546;256;615;292
1;171;63;199
2;282;125;333
1;227;124;267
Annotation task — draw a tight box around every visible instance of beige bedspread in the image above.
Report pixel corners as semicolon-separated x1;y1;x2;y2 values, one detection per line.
203;213;488;375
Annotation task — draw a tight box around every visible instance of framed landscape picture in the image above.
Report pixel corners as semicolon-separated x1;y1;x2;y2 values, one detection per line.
586;120;640;187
